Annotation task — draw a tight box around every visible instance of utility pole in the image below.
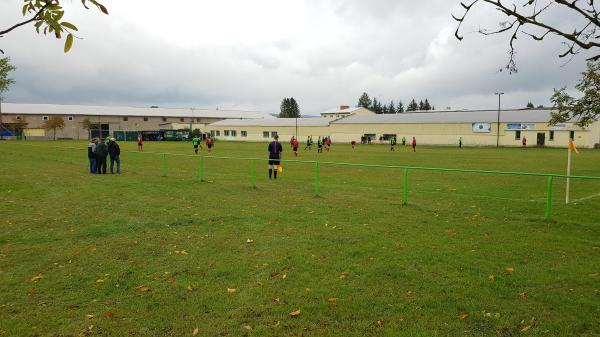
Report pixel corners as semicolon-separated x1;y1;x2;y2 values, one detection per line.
494;92;504;147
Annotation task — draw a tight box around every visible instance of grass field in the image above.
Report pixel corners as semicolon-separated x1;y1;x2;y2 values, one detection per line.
1;140;599;337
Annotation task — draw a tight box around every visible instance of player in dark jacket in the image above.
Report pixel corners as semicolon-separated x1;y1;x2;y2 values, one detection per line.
108;138;121;174
95;139;108;174
268;135;283;179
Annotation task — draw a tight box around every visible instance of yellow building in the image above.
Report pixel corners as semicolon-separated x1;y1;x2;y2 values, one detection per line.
206;108;600;148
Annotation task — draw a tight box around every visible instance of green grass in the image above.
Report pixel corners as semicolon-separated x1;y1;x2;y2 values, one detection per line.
0;140;599;337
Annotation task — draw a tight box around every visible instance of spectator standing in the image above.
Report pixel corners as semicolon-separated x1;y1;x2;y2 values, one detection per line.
412;136;417;153
390;136;397;151
402;136;407;146
459;137;463;148
108;138;121;174
522;136;527;147
87;138;97;174
268;135;283;179
137;134;143;151
96;138;108;174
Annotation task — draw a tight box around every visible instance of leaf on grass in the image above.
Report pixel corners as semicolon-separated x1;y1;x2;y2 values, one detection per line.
243;325;252;331
227;288;238;293
521;325;531;332
339;272;349;279
272;297;280;302
30;274;44;282
505;267;515;273
187;285;193;291
289;309;301;317
85;314;94;319
376;320;384;327
95;279;105;283
458;313;469;321
103;311;114;318
519;292;528;300
327;297;337;304
133;285;151;292
488;275;496;281
246;239;254;244
192;327;200;335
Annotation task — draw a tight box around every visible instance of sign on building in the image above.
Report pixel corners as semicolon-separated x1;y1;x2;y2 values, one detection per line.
472;122;491;133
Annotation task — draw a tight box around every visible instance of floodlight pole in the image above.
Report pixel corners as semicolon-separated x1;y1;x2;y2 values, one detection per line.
495;92;504;147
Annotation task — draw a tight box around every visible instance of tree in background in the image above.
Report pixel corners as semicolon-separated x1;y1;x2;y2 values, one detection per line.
423;99;432;111
418;100;425;111
0;57;16;140
0;0;108;54
387;101;396;114
406;99;419;112
526;102;534;108
550;60;600;128
397;101;404;113
357;92;372;109
43;116;65;140
279;97;300;118
81;118;94;139
371;98;383;114
453;1;600;73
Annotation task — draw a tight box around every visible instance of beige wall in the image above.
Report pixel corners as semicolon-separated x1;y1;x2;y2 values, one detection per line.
208;125;331;142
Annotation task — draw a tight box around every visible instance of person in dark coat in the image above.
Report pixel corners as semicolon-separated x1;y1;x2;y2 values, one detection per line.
88;139;97;174
95;138;108;174
108;137;121;174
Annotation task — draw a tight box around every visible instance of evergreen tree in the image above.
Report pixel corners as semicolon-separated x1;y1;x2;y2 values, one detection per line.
289;97;300;118
418;100;425;111
526;102;534;108
371;98;383;114
396;101;404;113
407;99;418;111
423;99;432;111
279;97;300;118
357;92;372;108
387;101;395;114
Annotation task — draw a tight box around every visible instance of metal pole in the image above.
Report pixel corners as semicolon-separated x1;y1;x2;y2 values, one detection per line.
495;92;504;147
566;145;572;204
251;159;256;188
546;176;553;220
315;161;319;196
403;168;409;204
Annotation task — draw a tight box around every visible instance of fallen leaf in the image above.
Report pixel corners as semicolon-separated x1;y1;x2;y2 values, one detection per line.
246;239;254;244
95;279;105;283
227;288;238;293
282;274;287;279
103;311;114;318
289;309;301;317
339;272;349;279
488;275;496;281
30;274;44;282
505;267;515;273
327;297;337;304
272;297;280;302
519;292;529;300
85;314;94;319
304;288;311;292
192;327;200;335
458;313;469;321
187;285;193;291
133;285;151;292
521;325;531;332
376;320;384;327
243;325;252;331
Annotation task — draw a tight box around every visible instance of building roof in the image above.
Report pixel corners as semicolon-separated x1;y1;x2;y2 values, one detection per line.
1;103;274;119
320;107;363;115
209;118;331;127
332;108;576;124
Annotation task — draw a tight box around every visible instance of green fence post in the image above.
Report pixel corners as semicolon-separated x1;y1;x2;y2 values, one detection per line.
251;159;256;188
162;154;167;177
199;156;204;182
315;161;319;196
546;176;553;220
403;168;409;205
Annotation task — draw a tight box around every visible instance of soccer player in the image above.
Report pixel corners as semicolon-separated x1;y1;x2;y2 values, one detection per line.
292;137;299;157
268;135;283;179
206;134;214;154
390;136;397;151
290;136;295;150
459;137;463;148
402;136;406;146
192;134;201;154
522;136;527;147
325;136;332;152
317;136;324;153
411;136;417;153
351;140;356;149
137;134;143;151
304;136;312;150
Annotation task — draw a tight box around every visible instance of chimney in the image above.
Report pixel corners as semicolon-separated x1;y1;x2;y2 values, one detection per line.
339;105;350;110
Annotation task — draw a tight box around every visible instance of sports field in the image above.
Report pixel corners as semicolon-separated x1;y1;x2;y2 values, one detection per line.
1;140;599;337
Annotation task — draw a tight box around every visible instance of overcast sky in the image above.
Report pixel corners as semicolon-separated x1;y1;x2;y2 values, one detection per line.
0;1;593;115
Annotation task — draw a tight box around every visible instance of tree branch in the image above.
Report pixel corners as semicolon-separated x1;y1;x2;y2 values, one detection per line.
0;2;52;36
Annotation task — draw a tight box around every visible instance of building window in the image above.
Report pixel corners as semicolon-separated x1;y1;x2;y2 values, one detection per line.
162;117;167;122
43;116;49;121
68;116;74;121
569;130;575;139
231;130;237;137
241;131;247;137
144;117;149;122
123;117;128;121
515;130;521;140
549;130;554;141
271;131;278;138
210;130;215;137
16;116;21;120
180;118;185;122
263;131;270;138
224;130;230;136
196;118;201;122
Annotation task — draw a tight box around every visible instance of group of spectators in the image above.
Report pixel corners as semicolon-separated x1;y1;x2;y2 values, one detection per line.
87;137;121;174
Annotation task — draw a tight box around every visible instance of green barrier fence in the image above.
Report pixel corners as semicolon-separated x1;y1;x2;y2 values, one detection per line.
2;142;600;220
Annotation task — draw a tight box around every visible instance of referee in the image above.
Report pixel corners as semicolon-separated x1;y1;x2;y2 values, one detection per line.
268;135;283;179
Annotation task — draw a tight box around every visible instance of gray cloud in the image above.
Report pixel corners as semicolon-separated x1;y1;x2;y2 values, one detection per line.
0;0;591;114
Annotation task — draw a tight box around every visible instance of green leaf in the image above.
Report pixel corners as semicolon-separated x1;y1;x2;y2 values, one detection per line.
64;34;73;53
60;22;78;31
22;4;28;16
